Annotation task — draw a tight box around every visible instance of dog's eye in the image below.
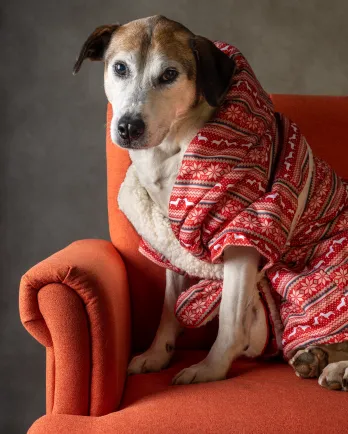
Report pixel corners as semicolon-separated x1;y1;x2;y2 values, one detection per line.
114;62;127;76
159;68;178;84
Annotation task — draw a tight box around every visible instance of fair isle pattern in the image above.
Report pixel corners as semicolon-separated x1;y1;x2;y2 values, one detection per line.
269;160;348;357
174;277;280;357
139;240;185;276
139;42;348;360
168;43;307;267
175;279;223;328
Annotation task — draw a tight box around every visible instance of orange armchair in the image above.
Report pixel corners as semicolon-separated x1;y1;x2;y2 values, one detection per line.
20;96;348;433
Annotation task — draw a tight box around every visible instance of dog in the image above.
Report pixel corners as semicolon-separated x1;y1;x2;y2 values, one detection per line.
74;15;348;390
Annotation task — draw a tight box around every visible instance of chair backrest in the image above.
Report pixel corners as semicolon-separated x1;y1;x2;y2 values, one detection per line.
106;95;348;351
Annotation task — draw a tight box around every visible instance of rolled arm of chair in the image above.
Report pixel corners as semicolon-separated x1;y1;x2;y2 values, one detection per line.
19;239;131;416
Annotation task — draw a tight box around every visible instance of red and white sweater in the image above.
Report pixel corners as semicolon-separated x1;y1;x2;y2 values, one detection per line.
119;42;348;360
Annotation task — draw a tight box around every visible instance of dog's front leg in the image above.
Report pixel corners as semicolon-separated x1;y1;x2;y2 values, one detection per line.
173;246;260;384
128;269;186;374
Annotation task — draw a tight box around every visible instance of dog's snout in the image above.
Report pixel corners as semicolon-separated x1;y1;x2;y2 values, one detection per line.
118;115;145;141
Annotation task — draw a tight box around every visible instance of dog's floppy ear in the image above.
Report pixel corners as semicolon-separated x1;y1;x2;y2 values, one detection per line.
190;36;236;107
73;24;120;74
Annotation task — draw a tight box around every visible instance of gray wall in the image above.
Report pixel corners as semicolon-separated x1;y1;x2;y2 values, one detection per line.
1;0;347;432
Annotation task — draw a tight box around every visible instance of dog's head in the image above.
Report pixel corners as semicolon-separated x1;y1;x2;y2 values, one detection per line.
74;15;235;150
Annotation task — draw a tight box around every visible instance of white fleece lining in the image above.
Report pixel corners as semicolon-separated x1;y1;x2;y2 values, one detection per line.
118;157;311;282
118;164;224;280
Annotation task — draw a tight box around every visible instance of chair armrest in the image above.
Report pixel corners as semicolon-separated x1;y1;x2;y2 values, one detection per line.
19;239;131;416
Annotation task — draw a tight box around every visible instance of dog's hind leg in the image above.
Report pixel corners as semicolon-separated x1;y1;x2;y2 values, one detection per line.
290;342;348;390
128;269;186;374
319;360;348;391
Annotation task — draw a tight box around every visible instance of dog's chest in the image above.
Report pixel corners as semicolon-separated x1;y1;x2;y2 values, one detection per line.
129;141;186;217
128;108;212;218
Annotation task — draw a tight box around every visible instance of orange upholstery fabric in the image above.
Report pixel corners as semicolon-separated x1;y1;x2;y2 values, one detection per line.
270;95;348;178
19;239;130;416
39;283;90;415
29;351;348;434
20;96;348;433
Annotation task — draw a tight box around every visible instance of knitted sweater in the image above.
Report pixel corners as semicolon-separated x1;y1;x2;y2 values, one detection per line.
118;42;348;360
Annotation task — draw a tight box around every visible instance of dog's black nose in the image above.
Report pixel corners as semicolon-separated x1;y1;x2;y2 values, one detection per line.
118;115;145;141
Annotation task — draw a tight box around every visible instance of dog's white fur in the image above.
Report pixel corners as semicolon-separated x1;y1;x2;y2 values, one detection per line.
105;48;198;157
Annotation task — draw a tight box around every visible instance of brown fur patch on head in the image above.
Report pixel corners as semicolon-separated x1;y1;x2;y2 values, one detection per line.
105;19;148;61
105;15;196;79
150;16;196;79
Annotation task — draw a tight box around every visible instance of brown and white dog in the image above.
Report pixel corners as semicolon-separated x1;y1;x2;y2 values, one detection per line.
74;15;348;389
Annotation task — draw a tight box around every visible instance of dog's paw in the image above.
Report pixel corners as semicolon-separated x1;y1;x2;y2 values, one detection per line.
289;346;329;378
318;361;348;391
172;360;227;385
128;348;172;375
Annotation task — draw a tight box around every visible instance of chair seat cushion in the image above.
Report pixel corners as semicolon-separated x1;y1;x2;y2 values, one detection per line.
30;350;348;433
